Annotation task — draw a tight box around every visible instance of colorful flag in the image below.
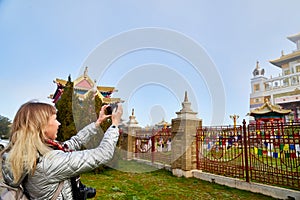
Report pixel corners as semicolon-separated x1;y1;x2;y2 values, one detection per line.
280;144;284;151
258;149;263;156
289;144;295;150
254;147;258;155
263;150;268;155
291;152;296;159
283;144;289;151
285;153;290;158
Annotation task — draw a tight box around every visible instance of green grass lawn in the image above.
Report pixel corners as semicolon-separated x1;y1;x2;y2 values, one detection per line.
80;161;278;200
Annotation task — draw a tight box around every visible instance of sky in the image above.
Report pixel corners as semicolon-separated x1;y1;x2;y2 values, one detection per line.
1;0;300;127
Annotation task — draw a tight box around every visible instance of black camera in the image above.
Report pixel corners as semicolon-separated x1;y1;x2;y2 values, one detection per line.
79;183;96;199
71;177;96;199
105;103;118;115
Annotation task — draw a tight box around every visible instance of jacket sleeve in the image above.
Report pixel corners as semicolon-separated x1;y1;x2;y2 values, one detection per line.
40;125;119;182
63;122;100;150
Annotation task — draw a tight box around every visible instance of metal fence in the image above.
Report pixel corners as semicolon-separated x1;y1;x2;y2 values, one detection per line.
196;120;300;190
196;125;245;179
135;127;172;165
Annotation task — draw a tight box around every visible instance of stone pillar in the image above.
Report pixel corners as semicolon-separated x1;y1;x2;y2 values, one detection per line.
171;91;202;177
123;109;141;160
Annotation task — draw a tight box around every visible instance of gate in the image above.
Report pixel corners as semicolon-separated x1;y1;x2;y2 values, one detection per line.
152;127;172;164
135;127;172;164
196;125;245;179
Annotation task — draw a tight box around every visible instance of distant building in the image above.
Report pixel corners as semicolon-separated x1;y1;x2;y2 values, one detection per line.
50;66;121;104
250;32;300;123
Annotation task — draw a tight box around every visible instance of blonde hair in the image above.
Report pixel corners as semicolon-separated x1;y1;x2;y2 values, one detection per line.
5;101;57;183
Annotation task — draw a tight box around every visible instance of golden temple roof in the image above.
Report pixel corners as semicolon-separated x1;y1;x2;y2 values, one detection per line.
249;99;291;116
269;50;300;68
55;78;67;85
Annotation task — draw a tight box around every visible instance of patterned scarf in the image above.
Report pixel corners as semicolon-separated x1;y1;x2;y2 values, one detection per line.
45;139;70;152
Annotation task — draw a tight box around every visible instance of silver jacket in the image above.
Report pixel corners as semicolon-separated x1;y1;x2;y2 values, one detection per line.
1;123;119;200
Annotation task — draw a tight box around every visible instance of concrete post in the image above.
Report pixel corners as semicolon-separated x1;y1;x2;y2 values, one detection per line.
171;91;202;177
123;109;141;160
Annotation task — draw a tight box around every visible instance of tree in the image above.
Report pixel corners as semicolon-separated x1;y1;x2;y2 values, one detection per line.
56;75;78;141
0;115;11;138
74;91;98;131
55;75;114;146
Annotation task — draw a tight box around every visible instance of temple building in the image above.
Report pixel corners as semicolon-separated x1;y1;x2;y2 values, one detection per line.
50;67;121;104
250;32;300;123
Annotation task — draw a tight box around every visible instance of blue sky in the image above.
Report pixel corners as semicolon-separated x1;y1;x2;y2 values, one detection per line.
1;0;300;127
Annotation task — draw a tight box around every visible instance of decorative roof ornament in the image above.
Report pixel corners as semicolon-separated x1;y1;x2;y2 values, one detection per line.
180;91;193;113
175;91;198;119
156;118;171;128
84;66;88;79
252;61;265;77
92;79;97;93
127;108;140;127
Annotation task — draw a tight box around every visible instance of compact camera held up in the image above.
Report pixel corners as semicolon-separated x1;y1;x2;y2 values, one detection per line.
105;103;119;115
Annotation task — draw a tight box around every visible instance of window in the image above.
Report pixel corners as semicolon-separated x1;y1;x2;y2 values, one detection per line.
265;83;271;90
284;69;290;75
254;84;260;92
296;65;300;73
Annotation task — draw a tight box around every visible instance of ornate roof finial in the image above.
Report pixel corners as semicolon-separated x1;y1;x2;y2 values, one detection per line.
84;66;88;78
264;97;271;104
127;108;140;127
175;91;198;119
252;61;265;77
180;91;192;112
92;79;97;93
184;91;188;102
256;61;260;69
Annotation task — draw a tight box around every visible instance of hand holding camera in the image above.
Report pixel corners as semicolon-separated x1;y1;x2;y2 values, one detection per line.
95;103;123;127
105;103;118;115
109;103;123;127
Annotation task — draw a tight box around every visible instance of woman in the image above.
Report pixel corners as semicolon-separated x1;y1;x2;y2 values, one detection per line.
1;101;122;199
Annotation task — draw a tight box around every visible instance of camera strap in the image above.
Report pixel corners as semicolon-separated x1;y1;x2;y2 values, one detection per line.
51;181;64;200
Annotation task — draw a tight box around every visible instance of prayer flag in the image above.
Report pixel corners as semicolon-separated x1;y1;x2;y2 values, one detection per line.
283;144;289;151
258;149;263;156
290;144;295;150
285;153;290;158
263;150;268;155
280;144;284;151
291;152;296;159
273;152;278;158
254;147;258;154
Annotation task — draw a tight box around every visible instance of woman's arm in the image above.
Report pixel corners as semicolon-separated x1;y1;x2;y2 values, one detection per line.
64;105;111;150
42;104;123;182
